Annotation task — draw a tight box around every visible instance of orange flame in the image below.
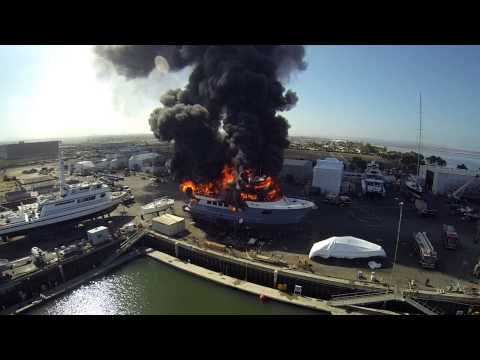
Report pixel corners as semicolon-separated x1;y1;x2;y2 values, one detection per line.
180;164;282;202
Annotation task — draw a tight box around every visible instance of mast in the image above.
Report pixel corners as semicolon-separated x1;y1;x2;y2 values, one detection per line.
59;150;65;196
417;92;422;178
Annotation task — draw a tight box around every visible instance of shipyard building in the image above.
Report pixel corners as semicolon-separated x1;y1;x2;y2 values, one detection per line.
281;159;313;184
0;141;59;161
420;165;480;198
312;158;344;195
128;153;160;173
19;175;56;193
73;161;96;176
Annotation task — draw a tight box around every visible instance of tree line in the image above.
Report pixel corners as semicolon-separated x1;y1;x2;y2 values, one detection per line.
348;151;450;172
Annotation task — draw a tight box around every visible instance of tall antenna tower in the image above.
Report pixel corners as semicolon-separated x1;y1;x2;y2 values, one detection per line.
417;93;422;178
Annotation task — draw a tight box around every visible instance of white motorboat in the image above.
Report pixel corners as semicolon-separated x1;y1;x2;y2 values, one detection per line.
141;197;175;215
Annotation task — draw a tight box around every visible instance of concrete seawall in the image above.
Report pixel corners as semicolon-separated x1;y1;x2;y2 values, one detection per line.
146;249;372;315
144;230;480;315
144;232;405;314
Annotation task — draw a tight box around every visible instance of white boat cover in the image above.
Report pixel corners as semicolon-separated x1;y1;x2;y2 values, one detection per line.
309;236;386;259
368;261;382;269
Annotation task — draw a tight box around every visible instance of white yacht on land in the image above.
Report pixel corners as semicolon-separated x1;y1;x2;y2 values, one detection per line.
361;161;386;197
188;195;317;226
0;154;125;238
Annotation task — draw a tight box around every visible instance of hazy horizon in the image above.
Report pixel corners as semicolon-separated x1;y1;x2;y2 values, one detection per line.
2;132;479;156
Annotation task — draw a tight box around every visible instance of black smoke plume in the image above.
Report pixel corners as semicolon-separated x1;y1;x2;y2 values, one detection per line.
95;45;307;182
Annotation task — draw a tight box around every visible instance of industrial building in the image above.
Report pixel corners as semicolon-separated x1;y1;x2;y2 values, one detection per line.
420;165;480;198
128;153;159;173
74;161;96;176
312;157;344;195
110;155;130;170
4;190;33;203
19;176;56;193
95;159;110;171
281;159;313;183
0;141;59;161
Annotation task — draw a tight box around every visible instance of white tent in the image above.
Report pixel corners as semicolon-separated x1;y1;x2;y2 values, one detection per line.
309;236;386;260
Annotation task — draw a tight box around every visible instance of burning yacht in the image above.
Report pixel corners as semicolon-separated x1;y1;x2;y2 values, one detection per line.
181;165;316;226
96;46;311;226
0;153;125;238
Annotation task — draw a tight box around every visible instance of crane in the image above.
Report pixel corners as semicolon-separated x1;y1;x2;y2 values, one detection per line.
450;174;480;202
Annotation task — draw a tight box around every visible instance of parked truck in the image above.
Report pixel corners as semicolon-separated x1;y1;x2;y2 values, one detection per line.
413;232;438;269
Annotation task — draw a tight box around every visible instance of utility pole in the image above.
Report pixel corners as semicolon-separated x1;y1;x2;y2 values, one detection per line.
390;201;404;292
417;93;422;179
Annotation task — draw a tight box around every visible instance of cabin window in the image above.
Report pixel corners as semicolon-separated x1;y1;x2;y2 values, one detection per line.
207;200;212;205
55;200;75;206
261;210;273;215
78;195;96;203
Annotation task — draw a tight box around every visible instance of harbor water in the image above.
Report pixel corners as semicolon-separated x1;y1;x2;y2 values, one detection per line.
28;257;318;315
385;145;480;170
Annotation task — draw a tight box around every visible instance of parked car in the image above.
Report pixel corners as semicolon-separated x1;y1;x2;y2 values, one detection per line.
323;194;352;207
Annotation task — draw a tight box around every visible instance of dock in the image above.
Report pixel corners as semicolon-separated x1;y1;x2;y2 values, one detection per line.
1;229;147;315
142;229;480;315
146;249;399;315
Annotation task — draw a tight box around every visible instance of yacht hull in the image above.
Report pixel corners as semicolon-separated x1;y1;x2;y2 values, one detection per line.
0;201;121;238
190;203;313;226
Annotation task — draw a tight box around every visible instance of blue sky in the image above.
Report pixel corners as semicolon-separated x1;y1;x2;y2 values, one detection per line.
288;45;480;150
1;45;479;151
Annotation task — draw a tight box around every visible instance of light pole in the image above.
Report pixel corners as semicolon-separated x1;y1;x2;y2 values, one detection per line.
390;201;404;291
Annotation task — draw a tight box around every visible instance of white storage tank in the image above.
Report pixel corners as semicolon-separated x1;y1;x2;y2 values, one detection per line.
87;226;112;246
312;157;344;195
152;214;186;237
